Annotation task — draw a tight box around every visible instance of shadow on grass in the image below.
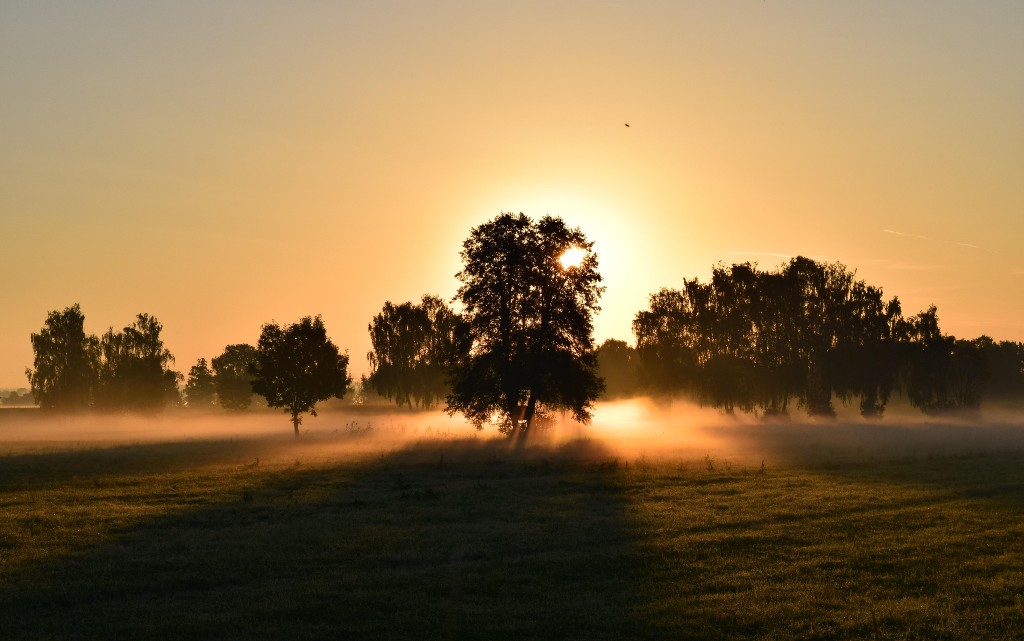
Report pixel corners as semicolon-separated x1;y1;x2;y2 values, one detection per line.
0;437;292;490
707;420;1024;504
0;436;657;641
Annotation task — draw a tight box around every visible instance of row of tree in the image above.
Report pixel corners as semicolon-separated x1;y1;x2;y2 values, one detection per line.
24;214;1024;435
27;306;181;412
27;213;605;437
623;258;1024;416
27;306;350;435
362;257;1024;420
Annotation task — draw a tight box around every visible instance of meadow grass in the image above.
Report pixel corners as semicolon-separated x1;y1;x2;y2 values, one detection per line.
1;424;1022;640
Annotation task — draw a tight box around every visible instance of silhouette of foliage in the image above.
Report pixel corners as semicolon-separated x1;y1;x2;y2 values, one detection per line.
1;390;35;406
634;258;906;417
975;337;1024;403
595;339;641;399
366;295;470;409
26;304;99;410
903;307;989;414
95;314;182;411
446;213;604;434
184;358;217;409
251;316;350;436
212;343;259;411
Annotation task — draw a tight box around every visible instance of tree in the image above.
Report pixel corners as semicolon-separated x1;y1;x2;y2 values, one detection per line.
366;295;470;409
595;339;640;399
184;358;217;408
212;344;259;410
903;308;988;414
446;213;605;435
26;304;99;410
976;338;1024;402
95;313;181;411
251;316;350;436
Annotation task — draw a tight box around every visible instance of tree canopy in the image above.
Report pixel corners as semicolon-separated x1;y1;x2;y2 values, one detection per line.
251;316;350;436
184;358;217;409
28;306;180;412
212;343;259;411
446;212;605;434
95;314;182;411
26;304;99;410
632;257;997;417
595;339;641;400
366;295;470;409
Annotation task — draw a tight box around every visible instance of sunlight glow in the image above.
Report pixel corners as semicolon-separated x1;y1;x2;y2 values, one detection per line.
559;246;587;269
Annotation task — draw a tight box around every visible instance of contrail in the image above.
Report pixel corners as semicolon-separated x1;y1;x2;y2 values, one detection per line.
883;229;932;241
883;229;997;253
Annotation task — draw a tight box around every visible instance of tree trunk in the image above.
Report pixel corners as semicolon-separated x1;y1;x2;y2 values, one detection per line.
291;410;301;438
524;393;538;431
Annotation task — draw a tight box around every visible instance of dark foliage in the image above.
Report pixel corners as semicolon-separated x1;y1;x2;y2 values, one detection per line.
446;213;605;434
95;314;182;411
366;295;470;409
251;316;350;436
902;308;989;414
26;304;99;410
184;358;217;409
633;258;906;417
975;337;1024;402
596;339;641;399
212;344;259;411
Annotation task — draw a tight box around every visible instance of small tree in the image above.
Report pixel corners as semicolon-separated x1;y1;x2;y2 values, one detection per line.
26;304;99;410
251;316;350;436
184;358;217;409
212;344;259;410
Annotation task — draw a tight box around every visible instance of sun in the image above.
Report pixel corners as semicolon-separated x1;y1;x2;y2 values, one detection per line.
559;246;587;269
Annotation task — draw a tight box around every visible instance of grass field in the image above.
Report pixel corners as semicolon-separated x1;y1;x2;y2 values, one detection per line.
1;408;1023;640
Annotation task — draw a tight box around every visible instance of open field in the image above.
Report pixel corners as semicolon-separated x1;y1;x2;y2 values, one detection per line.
2;404;1023;640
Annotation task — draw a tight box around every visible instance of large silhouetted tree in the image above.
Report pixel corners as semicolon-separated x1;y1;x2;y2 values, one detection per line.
367;295;470;409
251;316;350;436
184;358;217;408
26;304;99;410
446;213;604;434
212;343;259;410
95;313;181;411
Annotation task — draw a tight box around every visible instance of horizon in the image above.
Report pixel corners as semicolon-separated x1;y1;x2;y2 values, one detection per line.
3;1;1022;388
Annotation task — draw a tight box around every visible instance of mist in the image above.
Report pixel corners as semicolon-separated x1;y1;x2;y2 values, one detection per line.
4;400;1022;472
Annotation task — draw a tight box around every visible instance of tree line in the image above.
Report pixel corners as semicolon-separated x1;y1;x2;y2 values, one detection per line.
22;215;1024;436
24;214;602;437
26;306;349;436
618;257;1024;416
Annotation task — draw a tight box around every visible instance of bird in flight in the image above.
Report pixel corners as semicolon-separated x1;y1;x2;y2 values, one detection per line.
624;122;630;127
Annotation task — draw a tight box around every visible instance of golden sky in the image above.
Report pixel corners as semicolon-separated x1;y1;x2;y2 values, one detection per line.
2;1;1022;388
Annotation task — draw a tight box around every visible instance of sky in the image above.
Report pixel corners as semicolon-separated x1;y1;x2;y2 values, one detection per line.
2;1;1022;388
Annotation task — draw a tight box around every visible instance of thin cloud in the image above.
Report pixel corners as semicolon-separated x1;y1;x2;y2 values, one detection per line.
1012;269;1024;276
883;229;932;241
882;229;997;254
